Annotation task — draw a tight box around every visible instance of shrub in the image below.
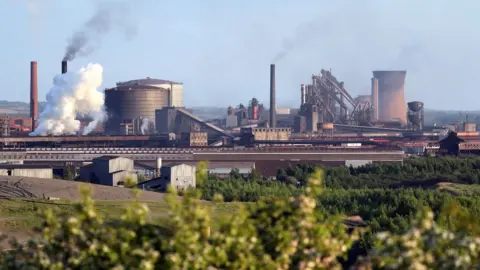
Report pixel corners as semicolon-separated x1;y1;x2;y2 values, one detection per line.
2;166;480;269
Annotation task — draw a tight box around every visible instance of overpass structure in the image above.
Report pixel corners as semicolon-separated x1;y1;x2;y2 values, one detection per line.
175;108;231;137
0;146;404;163
333;124;405;133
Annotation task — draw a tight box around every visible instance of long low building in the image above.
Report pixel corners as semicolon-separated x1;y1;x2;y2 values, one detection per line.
0;164;53;178
0;146;404;177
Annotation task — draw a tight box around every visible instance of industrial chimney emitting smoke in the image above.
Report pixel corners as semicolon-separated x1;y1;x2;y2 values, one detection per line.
62;60;68;74
269;64;276;128
30;61;38;130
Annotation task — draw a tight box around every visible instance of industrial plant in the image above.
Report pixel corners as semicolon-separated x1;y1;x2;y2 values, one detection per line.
0;57;478;183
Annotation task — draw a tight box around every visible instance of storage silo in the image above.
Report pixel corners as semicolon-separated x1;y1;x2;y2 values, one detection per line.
372;71;407;124
117;78;184;107
105;84;170;135
105;78;183;135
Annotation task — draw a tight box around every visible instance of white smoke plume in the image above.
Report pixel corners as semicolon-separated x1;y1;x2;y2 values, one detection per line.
140;118;150;135
30;64;106;136
63;1;136;62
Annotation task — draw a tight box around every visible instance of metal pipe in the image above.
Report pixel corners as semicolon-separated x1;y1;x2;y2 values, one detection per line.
30;61;38;130
270;64;276;128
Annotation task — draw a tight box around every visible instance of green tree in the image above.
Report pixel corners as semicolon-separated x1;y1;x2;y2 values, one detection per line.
229;168;241;179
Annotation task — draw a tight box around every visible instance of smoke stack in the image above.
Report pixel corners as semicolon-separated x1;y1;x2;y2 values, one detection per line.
300;84;307;106
269;64;276;128
372;71;407;124
62;60;68;74
30;61;38;130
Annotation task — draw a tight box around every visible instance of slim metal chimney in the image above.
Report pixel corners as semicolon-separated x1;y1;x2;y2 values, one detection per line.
30;61;38;130
61;60;68;74
269;64;276;128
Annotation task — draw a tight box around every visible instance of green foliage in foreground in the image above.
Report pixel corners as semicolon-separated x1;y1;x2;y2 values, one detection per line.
202;157;480;204
202;177;303;202
202;175;480;233
2;168;480;269
278;156;480;188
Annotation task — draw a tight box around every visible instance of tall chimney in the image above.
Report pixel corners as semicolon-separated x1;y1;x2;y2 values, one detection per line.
30;61;38;130
269;64;276;128
62;60;68;74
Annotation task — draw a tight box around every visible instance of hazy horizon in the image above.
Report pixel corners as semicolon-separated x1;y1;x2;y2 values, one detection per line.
1;0;479;110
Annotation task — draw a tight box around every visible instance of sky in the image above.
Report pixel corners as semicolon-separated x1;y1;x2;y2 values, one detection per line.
1;0;480;110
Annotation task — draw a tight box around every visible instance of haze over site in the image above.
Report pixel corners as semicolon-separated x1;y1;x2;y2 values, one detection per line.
1;0;480;110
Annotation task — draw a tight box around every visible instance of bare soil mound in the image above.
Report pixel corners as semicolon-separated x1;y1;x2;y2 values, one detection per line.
0;176;165;201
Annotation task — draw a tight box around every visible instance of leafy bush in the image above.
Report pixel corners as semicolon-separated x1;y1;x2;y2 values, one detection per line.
358;209;480;269
2;165;480;269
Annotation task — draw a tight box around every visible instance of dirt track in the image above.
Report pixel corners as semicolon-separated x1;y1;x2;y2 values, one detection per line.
0;176;165;201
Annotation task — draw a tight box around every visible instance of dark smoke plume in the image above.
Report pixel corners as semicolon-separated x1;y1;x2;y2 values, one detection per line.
63;1;136;62
271;20;326;64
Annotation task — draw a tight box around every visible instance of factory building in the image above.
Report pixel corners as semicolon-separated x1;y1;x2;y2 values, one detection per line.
104;78;183;135
293;115;307;133
439;132;464;156
240;127;291;145
79;156;137;186
137;163;196;191
464;122;477;132
224;98;267;129
181;132;208;147
0;115;35;137
372;71;407;125
155;107;228;141
0;164;53;179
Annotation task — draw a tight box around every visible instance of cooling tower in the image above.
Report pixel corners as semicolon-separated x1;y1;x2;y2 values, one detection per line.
372;71;407;124
370;78;379;121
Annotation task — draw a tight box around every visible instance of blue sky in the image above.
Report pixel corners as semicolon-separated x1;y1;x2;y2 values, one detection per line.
1;0;480;109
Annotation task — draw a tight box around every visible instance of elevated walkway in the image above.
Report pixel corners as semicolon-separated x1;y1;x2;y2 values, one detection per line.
176;108;231;137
